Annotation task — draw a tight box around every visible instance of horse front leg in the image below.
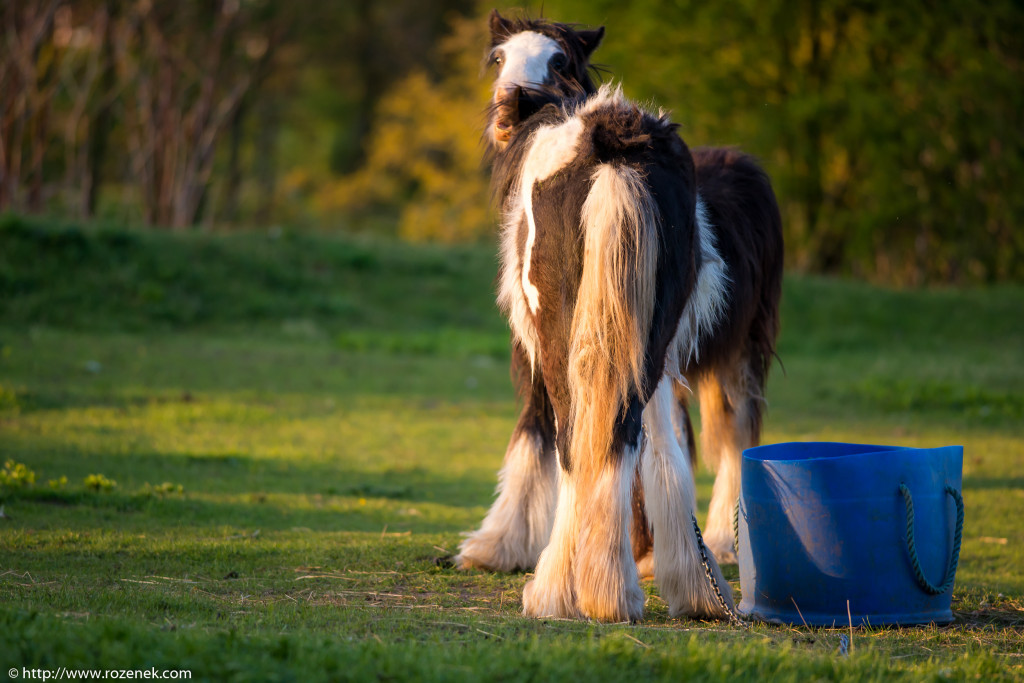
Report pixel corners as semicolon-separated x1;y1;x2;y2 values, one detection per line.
456;345;557;572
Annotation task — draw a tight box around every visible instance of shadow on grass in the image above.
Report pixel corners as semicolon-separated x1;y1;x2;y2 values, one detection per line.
0;327;517;406
2;442;502;536
5;484;482;535
953;607;1024;629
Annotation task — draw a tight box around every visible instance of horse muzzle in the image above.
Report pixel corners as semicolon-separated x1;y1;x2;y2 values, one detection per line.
493;85;522;143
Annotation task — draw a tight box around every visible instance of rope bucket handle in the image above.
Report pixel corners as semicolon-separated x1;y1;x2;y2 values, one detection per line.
899;483;964;595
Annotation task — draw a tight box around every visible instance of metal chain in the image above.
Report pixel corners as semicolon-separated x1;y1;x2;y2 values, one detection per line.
899;483;964;595
733;496;740;556
691;511;746;627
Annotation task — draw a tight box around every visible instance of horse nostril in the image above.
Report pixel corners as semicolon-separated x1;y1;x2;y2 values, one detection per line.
495;85;522;106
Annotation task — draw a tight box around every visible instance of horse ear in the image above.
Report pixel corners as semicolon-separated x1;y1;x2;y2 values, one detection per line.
578;26;605;56
489;9;514;42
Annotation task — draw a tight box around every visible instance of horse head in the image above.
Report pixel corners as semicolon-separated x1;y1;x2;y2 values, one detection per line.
486;10;604;148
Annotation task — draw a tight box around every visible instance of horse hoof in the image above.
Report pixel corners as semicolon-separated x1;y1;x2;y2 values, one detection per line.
522;578;579;619
636;551;655;579
452;553;483;570
575;579;645;623
704;532;738;565
662;563;736;620
456;531;536;573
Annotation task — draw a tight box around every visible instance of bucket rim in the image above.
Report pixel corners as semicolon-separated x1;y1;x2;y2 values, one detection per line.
742;441;964;464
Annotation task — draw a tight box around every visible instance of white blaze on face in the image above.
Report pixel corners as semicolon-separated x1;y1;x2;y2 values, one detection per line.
493;31;562;93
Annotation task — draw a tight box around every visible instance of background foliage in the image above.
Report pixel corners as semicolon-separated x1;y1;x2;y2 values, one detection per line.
3;0;1022;284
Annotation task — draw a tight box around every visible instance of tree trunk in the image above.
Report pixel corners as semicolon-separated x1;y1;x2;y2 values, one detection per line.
253;98;278;225
83;3;118;218
222;94;248;225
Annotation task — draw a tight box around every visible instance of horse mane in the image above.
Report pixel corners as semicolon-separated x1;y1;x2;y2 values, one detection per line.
487;97;570;207
488;85;685;204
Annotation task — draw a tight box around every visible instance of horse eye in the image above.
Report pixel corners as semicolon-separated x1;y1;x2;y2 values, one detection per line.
551;54;567;71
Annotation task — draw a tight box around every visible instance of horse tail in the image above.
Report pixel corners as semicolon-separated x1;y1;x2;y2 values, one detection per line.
568;162;659;472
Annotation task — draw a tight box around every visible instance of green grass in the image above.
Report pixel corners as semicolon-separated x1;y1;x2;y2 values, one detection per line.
1;215;1022;681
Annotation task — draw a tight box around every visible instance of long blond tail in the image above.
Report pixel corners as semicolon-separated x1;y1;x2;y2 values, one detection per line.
568;163;659;473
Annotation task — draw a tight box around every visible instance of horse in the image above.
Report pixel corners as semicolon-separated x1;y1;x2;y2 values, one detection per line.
455;11;783;622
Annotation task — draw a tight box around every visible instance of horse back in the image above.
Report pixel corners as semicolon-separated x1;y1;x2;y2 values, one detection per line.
688;147;784;378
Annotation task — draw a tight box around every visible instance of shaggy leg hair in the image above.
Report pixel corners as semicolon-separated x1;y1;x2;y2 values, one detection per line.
457;344;557;571
571;441;645;621
641;377;734;618
636;380;694;579
522;467;582;618
455;429;557;571
523;444;645;622
631;460;654;578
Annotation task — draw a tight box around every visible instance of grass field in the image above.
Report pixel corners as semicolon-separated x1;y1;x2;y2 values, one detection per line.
1;214;1022;681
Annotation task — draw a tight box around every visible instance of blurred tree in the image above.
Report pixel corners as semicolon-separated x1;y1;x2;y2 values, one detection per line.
54;1;118;219
3;1;1021;283
1;0;62;213
538;0;1024;283
313;12;492;242
208;0;474;224
110;0;282;228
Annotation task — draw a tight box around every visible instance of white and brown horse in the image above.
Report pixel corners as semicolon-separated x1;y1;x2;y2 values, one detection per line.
456;11;783;622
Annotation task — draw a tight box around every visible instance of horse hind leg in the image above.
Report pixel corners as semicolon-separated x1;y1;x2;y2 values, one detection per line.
520;459;582;619
698;355;764;564
635;380;693;580
641;376;734;618
455;426;556;571
631;459;654;579
672;380;699;471
456;347;557;572
572;438;645;622
523;428;644;622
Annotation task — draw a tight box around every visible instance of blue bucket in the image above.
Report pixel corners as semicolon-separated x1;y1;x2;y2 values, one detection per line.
737;442;964;626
